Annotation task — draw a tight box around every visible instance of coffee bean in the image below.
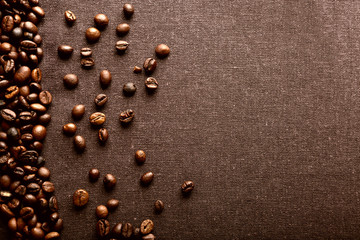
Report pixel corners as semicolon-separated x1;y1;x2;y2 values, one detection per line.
123;4;134;18
96;205;108;218
86;27;101;42
133;66;142;73
64;10;76;24
80;47;92;57
123;82;136;95
1;109;16;122
5;86;19;100
74;135;86;152
24;21;38;34
30;103;47;113
116;40;129;52
48;196;59;212
20;206;34;220
81;57;95;68
7;127;20;142
111;222;123;237
72;104;85;119
100;70;112;88
62;123;77;136
38;113;51;125
89;168;100;181
42;181;54;193
96;219;110;237
63;74;78;89
98;128;108;143
2;15;14;32
145;77;158;90
181;180;195;193
142;233;156;240
135;150;146;164
94;94;108;107
116;23;130;36
14;66;31;84
0;175;11;188
140;172;154;185
38;167;50;179
155;43;170;58
103;174;116;190
89;112;106;126
140;219;154;234
32;6;45;17
32;125;46;141
31;68;42;83
119;109;134;123
154;200;164;213
39;91;52;105
49;212;59;223
143;58;157;74
8;217;17;232
18;150;38;165
122;222;133;238
0;203;15;218
94;14;109;29
27;183;40;194
73;189;89;207
106;199;119;211
53;218;64;232
44;232;60;240
58;45;73;58
3;59;15;73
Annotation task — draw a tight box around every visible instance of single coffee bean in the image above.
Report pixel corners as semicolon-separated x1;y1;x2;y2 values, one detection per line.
32;6;45;17
96;219;110;237
122;222;133;238
142;233;156;240
94;14;109;28
0;204;15;218
42;181;54;193
14;66;31;84
28;214;38;228
27;183;40;193
135;150;146;164
94;94;108;107
133;66;142;73
8;217;17;232
63;74;78;89
145;77;159;90
111;222;123;237
2;15;14;32
32;125;46;141
5;86;19;100
143;58;157;74
100;70;112;88
37;167;50;179
38;113;51;125
140;219;154;234
44;232;60;240
74;135;86;152
96;205;108;218
123;3;134;18
48;196;59;212
119;109;135;123
181;180;195;193
63;123;77;136
73;189;89;207
19;150;38;165
86;27;101;42
31;68;42;83
30;103;47;113
64;10;76;24
155;44;170;58
140;172;154;185
123;82;136;95
31;227;44;239
103;174;116;190
89;168;100;181
98;128;108;143
49;212;59;223
80;47;92;57
89;112;106;126
20;206;34;220
0;175;11;188
58;45;73;58
39;91;52;105
81;57;95;68
116;23;130;36
72;104;85;119
53;218;64;232
1;109;16;122
154;200;164;213
24;21;39;34
106;199;119;211
116;40;129;52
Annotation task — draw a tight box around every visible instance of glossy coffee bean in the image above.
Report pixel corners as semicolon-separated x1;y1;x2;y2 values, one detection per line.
62;123;77;136
116;40;129;52
155;43;170;58
94;14;109;28
44;232;60;240
140;172;154;185
64;10;76;24
63;74;78;89
38;114;51;125
123;82;136;95
80;47;92;57
100;70;112;88
106;199;119;211
94;94;108;107
135;150;146;164
96;219;110;237
31;227;45;239
98;128;108;143
20;206;34;220
119;109;134;123
14;66;31;84
133;66;142;73
38;167;50;179
142;233;156;240
140;219;154;234
123;4;134;18
122;222;133;238
8;217;17;232
181;180;195;193
81;57;95;68
39;91;52;105
154;200;164;213
89;112;106;126
143;58;157;74
73;189;89;207
32;125;46;141
86;27;101;42
89;168;100;181
103;174;116;190
42;181;54;193
74;135;86;152
111;222;122;237
116;23;130;36
96;205;108;218
58;45;73;58
49;196;59;212
145;77;158;90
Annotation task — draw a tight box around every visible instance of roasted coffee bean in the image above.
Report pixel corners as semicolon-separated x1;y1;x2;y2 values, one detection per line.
53;218;64;232
62;123;77;136
0;42;11;53
140;219;154;234
19;96;30;109
96;205;108;218
30;82;42;93
30;103;46;113
27;93;39;103
13;168;25;179
0;141;8;154
111;222;123;237
140;172;154;185
96;219;110;237
14;66;31;84
58;45;73;58
89;168;100;181
100;69;112;88
80;47;92;57
8;217;17;232
142;233;156;240
89;112;106;126
116;23;130;36
72;104;85;119
0;203;15;218
143;58;157;74
38;167;50;179
64;10;76;24
3;59;15;73
38;113;51;125
115;40;129;52
73;189;89;207
74;135;86;152
122;222;133;238
0;153;10;166
86;27;101;42
19;85;30;96
1;190;11;199
39;91;52;105
24;21;38;34
0;175;11;188
27;183;40;194
48;196;58;212
7;127;19;141
20;40;37;53
21;133;33;143
1;109;16;122
49;212;59;223
23;194;36;207
63;74;78;89
19;111;32;123
155;43;170;57
31;68;42;82
33;34;42;45
32;6;45;17
133;66;142;73
106;199;119;211
94;14;109;28
31;227;44;239
20;206;34;220
42;181;54;193
2;15;14;32
123;82;136;95
94;94;108;107
7;198;19;210
32;125;46;141
33;142;44;154
145;77;159;90
44;232;60;240
103;174;116;190
27;214;38;228
81;57;95;68
98;128;108;143
135;150;146;164
181;180;195;193
123;3;134;18
119;109;134;123
0;80;10;89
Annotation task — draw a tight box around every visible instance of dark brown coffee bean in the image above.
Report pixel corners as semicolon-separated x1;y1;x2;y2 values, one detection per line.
39;91;52;105
30;103;47;113
111;222;122;237
86;27;101;42
27;214;38;228
44;232;60;240
100;70;112;88
2;15;14;32
49;212;59;223
106;199;119;211
3;59;15;73
122;222;133;238
96;219;110;237
64;10;76;24
94;94;108;107
89;112;106;126
58;45;73;58
19;85;30;96
140;172;154;185
14;66;31;84
103;174;116;190
155;43;170;58
42;181;54;193
73;189;89;207
0;175;11;188
32;125;46;141
5;86;19;100
62;123;77;136
96;205;108;218
37;167;50;179
48;196;58;212
63;73;78;88
31;227;45;240
33;34;42;45
123;4;134;18
142;233;156;240
80;47;92;57
98;128;108;143
135;150;146;164
38;113;51;125
19;150;38;165
94;14;109;28
140;219;154;234
119;109;134;123
53;218;63;232
0;203;15;218
24;21;38;34
145;77;159;90
116;23;130;36
74;135;86;152
8;217;17;232
31;68;42;83
123;82;136;95
32;6;45;18
27;183;40;194
143;58;157;74
181;180;195;193
20;40;37;53
115;40;129;52
133;66;142;73
20;206;34;220
81;57;95;68
154;200;164;213
89;168;100;181
1;109;16;122
72;104;85;119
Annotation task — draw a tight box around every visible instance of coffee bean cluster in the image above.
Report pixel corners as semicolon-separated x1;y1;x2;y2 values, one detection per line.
0;1;63;239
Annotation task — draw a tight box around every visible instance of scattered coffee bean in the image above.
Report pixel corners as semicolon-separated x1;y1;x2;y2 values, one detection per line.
142;233;156;240
73;189;89;207
58;45;73;58
135;150;146;164
123;3;134;18
143;58;157;74
89;112;106;126
45;232;60;240
123;82;136;95
81;57;95;68
103;174;116;190
100;70;112;88
42;181;54;193
96;205;108;218
116;23;130;36
64;10;76;24
72;104;85;119
181;180;195;193
140;219;154;234
74;135;86;152
32;125;46;141
154;200;164;213
89;168;100;181
111;222;123;237
86;27;101;42
122;222;133;238
94;94;108;107
106;199;119;211
145;77;159;90
96;219;110;237
119;109;135;123
62;123;77;136
98;128;109;143
94;14;109;29
133;66;142;73
140;172;154;185
116;40;129;52
39;91;52;105
80;47;92;57
155;43;170;58
63;74;78;89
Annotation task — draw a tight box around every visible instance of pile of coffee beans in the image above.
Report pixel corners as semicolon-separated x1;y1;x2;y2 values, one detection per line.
0;1;63;239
